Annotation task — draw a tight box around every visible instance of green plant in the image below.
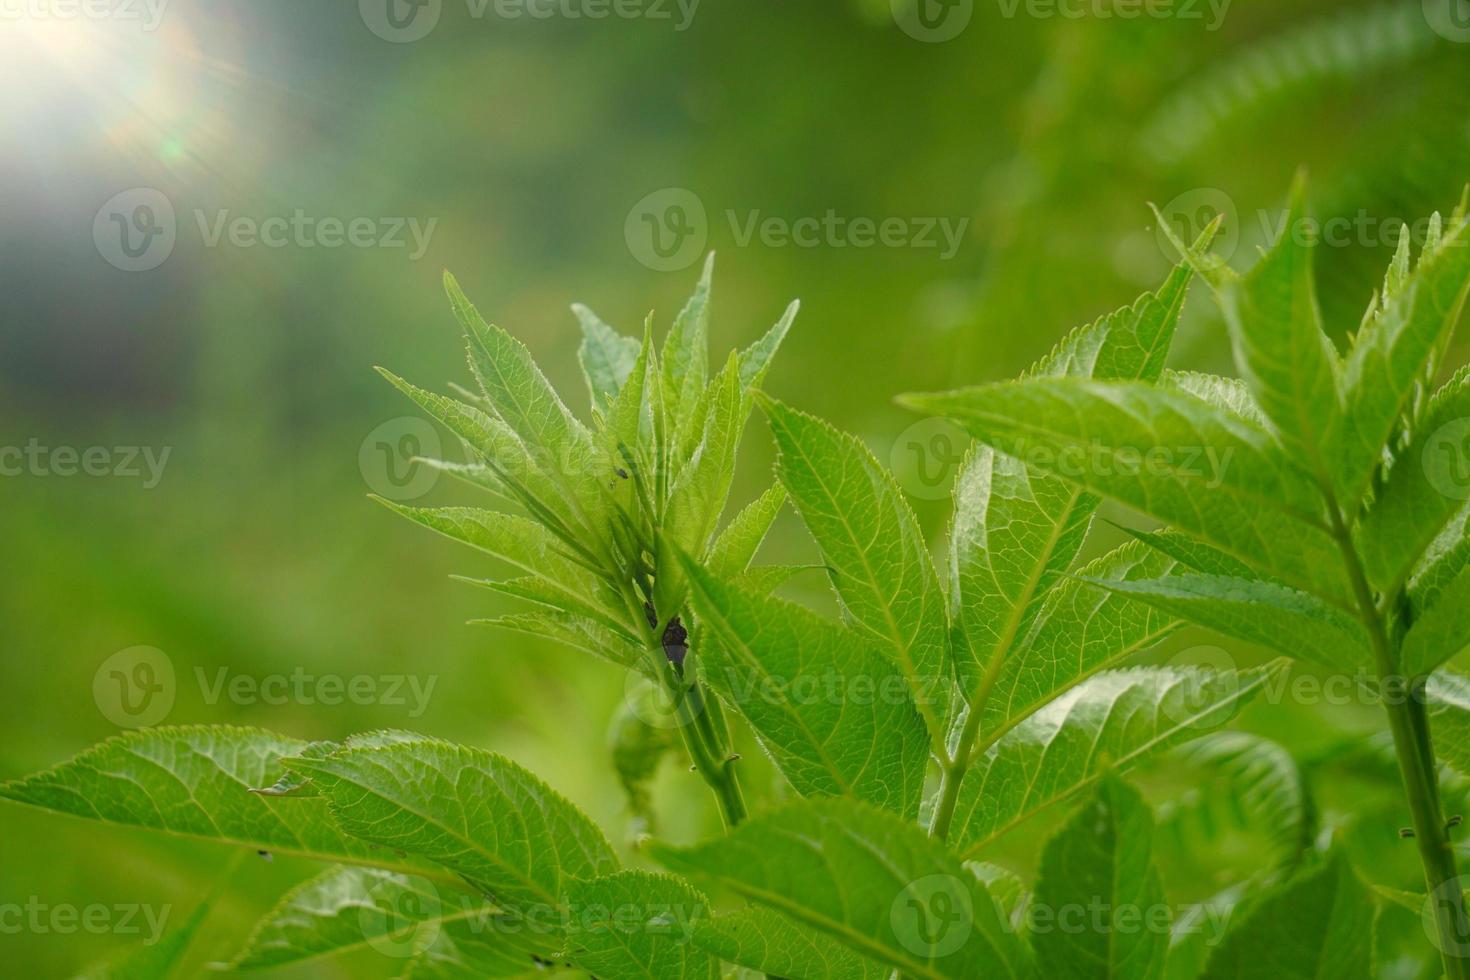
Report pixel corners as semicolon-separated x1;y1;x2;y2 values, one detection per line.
4;192;1470;977
906;177;1470;978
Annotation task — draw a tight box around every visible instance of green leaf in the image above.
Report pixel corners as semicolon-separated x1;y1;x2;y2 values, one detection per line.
0;727;441;878
1428;671;1470;777
950;664;1283;858
231;866;552;974
374;501;613;598
1164;732;1316;873
1081;574;1371;672
904;378;1349;602
1402;567;1470;677
738;299;800;392
1338;216;1470;506
977;539;1181;739
1199;854;1373;980
1410;504;1470;617
1359;366;1470;592
948;264;1193;707
761;397;952;749
1030;775;1169;980
470;610;644;671
663;253;714;446
690;905;890;980
457;574;638;643
1214;180;1342;478
285;736;619;915
573;302;640;412
564;871;719;979
446;272;608;534
650;798;1031;980
1161;371;1268;427
1119;526;1265;581
706;484;787;576
377;369;592;549
682;556;930;817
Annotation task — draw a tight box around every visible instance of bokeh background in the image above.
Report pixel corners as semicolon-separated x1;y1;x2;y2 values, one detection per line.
4;0;1470;975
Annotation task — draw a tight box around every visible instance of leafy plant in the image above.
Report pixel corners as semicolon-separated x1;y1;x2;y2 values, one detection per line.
5;189;1470;977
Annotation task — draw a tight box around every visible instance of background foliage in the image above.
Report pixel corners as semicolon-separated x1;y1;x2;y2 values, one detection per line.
4;0;1470;974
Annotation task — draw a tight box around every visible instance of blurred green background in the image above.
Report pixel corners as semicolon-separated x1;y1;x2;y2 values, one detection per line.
4;0;1470;974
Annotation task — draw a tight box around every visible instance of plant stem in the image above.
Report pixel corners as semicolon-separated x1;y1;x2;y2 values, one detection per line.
678;680;748;829
930;704;982;841
1327;503;1469;979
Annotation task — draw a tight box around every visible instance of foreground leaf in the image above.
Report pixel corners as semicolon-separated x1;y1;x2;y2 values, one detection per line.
1030;775;1169;980
1429;671;1470;777
285;737;618;914
1401;567;1470;677
949;263;1192;706
951;664;1284;858
1199;854;1373;980
690;905;889;980
232;866;551;974
565;871;719;979
762;397;952;747
682;557;930;817
978;539;1181;739
0;727;439;878
1338;217;1470;506
650;798;1030;980
905;379;1348;601
1082;574;1371;672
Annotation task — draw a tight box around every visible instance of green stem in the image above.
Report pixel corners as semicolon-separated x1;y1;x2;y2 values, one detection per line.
930;704;982;841
1326;503;1469;979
